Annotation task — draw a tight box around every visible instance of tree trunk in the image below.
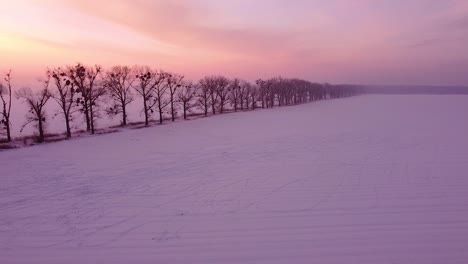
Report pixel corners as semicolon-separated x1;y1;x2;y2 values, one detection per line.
211;93;216;115
38;118;44;143
158;106;163;124
3;114;11;142
65;117;71;138
5;120;11;142
84;103;91;131
90;103;95;134
2;98;12;142
220;99;224;113
143;99;149;126
183;102;187;120
171;99;175;122
122;103;127;126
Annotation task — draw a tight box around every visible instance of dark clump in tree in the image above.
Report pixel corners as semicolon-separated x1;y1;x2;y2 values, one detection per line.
0;70;13;142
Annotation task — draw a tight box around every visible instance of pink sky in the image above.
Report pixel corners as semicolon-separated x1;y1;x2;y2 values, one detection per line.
1;0;468;86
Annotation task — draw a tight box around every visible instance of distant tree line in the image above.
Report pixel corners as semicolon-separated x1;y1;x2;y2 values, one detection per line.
0;65;364;143
363;85;468;95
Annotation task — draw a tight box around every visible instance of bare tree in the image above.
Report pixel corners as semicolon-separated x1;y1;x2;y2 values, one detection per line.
88;81;106;134
248;84;259;110
228;78;241;112
200;76;219;115
67;64;105;134
199;76;230;114
239;80;251;111
134;66;156;126
67;64;90;131
197;80;211;117
0;70;13;142
177;81;197;120
153;71;170;124
166;73;184;122
105;66;135;126
255;79;264;108
16;76;51;143
216;76;230;113
50;67;77;138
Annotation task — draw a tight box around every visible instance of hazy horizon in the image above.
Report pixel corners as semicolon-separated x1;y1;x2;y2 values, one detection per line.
1;0;468;87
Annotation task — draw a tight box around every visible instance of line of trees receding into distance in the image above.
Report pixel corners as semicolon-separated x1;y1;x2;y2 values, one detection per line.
0;64;364;143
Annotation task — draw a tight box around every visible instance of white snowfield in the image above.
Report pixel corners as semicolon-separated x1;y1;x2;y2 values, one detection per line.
1;95;468;264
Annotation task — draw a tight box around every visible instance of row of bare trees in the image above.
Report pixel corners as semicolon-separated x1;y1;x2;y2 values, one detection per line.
0;65;364;143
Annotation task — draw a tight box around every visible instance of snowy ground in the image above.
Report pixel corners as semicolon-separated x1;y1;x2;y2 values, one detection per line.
1;95;468;264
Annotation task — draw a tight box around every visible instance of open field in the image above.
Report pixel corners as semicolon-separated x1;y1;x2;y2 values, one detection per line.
1;95;468;263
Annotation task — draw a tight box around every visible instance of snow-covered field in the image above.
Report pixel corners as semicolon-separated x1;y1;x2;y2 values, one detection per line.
1;95;468;264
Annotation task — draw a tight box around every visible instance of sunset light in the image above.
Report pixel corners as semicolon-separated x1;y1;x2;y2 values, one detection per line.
1;0;467;85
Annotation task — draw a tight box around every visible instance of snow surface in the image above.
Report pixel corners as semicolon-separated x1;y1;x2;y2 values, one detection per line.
1;95;468;264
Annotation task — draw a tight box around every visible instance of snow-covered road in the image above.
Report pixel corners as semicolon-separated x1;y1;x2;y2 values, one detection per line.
2;95;468;263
